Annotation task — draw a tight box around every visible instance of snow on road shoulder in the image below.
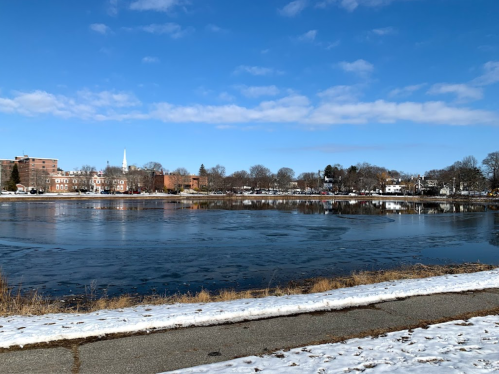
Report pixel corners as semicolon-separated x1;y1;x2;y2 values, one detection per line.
167;315;499;373
1;268;498;349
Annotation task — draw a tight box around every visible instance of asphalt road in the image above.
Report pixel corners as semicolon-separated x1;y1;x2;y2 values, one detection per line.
1;289;499;374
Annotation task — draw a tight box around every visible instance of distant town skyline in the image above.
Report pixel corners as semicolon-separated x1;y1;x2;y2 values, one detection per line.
1;0;499;175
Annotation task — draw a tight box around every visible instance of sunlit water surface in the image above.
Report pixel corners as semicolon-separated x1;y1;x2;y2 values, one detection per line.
0;199;498;297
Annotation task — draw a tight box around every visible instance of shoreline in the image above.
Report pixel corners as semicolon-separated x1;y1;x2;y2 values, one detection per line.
1;193;499;204
1;263;495;317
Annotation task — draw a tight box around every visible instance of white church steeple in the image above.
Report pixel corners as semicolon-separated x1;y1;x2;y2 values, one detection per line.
122;148;128;174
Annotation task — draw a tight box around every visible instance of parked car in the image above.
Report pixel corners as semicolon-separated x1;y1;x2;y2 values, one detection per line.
15;190;28;194
100;190;111;194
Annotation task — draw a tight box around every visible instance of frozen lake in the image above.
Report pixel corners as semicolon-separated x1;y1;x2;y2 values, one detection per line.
0;199;498;297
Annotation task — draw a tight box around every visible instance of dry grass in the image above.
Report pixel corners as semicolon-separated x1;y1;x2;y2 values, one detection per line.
0;263;496;317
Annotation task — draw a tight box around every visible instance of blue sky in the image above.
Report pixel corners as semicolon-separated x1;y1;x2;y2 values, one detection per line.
1;0;498;176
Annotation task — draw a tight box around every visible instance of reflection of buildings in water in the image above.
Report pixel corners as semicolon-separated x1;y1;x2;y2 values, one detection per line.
439;203;454;213
385;202;405;211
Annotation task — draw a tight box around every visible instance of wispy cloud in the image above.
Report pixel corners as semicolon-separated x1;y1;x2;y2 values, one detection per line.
233;65;282;76
427;83;483;102
218;92;235;101
206;24;228;33
297;30;317;42
279;0;308;17
142;56;160;63
89;23;111;35
389;83;426;98
316;0;400;12
0;90;141;120
140;23;194;38
107;0;118;16
337;59;374;77
317;85;361;102
237;85;280;98
129;0;185;12
472;61;499;86
372;27;396;36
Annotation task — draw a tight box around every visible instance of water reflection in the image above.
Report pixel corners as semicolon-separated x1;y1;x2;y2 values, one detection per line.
0;199;497;298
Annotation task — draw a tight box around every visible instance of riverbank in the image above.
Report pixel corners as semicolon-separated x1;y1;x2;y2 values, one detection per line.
1;264;495;317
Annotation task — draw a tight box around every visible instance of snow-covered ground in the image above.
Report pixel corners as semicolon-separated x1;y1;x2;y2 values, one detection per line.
1;269;498;350
167;314;499;373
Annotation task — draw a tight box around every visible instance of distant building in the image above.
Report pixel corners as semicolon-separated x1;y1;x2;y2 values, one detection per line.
47;170;128;193
0;155;58;190
154;173;207;192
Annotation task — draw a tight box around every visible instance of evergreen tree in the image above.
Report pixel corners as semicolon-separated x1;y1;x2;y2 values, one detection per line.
199;164;207;177
324;165;334;179
7;164;21;191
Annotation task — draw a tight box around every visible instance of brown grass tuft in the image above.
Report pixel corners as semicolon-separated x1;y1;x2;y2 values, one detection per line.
0;263;496;317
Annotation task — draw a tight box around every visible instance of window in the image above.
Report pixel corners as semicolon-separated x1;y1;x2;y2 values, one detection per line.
46;179;50;183
73;179;77;183
56;185;59;190
42;166;45;169
65;185;68;190
64;179;68;183
42;161;45;164
55;179;60;183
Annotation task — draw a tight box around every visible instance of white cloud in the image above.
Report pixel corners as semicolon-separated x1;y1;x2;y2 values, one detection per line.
472;61;499;86
297;30;317;42
233;65;281;76
89;23;111;35
129;0;184;12
142;56;160;63
317;85;361;102
1;89;497;127
389;83;426;98
307;100;497;126
279;0;308;17
237;85;280;98
140;23;193;39
427;83;483;102
337;59;374;76
316;0;399;12
76;90;141;108
372;27;396;36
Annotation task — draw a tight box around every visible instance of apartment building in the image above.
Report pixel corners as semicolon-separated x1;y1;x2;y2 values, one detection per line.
14;155;58;188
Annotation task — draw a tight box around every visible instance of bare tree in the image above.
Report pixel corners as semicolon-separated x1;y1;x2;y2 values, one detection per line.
103;165;123;193
208;164;226;192
249;164;272;190
171;167;189;193
32;169;50;193
226;170;249;191
80;165;96;192
297;172;318;191
142;162;164;192
483;151;499;189
276;167;295;191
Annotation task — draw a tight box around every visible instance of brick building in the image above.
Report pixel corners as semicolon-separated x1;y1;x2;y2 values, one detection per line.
154;173;207;192
47;171;128;193
1;155;58;191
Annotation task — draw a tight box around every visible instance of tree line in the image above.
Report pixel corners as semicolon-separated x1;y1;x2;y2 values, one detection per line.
3;151;499;194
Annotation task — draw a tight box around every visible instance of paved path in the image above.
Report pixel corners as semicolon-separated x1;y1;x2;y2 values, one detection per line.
1;289;499;374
